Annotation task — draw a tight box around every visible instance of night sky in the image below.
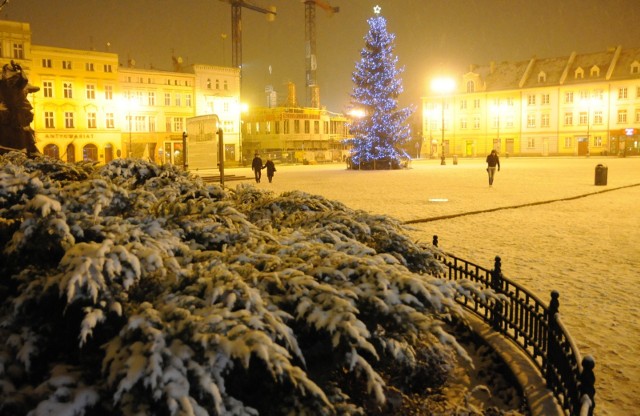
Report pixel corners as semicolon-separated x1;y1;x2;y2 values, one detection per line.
4;0;640;112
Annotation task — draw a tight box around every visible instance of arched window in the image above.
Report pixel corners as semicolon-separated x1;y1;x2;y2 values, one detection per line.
83;144;98;161
538;71;546;83
66;143;76;163
43;144;59;159
466;80;475;93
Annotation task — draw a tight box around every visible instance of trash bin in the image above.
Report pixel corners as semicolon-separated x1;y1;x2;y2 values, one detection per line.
595;164;608;186
452;155;458;165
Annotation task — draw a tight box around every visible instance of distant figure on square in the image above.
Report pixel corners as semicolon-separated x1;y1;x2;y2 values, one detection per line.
252;153;263;183
263;158;276;183
486;149;500;186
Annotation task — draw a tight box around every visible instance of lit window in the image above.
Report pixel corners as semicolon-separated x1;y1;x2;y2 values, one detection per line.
541;114;550;127
86;84;96;99
87;112;97;128
106;113;115;129
618;88;628;99
62;60;72;70
593;111;603;124
63;82;73;99
43;81;53;98
527;95;536;106
64;112;74;128
579;112;588;125
85;62;95;71
541;94;550;105
527;114;536;128
12;43;24;59
42;58;52;68
105;85;113;100
104;64;112;73
565;92;574;104
148;92;155;106
564;113;573;126
44;111;55;128
618;110;627;123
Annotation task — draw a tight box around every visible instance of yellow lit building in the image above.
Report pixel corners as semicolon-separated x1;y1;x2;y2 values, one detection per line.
422;46;640;158
242;83;351;164
1;18;241;165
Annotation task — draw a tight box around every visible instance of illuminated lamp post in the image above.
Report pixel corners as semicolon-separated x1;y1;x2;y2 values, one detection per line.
430;77;456;165
122;95;138;158
492;100;508;153
580;94;597;157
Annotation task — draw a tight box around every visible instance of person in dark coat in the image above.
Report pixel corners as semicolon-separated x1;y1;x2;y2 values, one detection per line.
486;149;501;186
251;153;263;183
263;158;276;183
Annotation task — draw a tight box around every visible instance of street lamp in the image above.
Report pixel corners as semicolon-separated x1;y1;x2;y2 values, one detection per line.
580;94;597;157
492;100;508;153
122;96;138;158
430;77;456;165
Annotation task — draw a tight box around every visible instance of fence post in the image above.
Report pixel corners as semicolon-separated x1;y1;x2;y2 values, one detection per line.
546;290;560;391
578;355;596;416
491;256;503;331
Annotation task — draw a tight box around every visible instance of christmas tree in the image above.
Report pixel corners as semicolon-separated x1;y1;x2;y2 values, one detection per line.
347;6;413;170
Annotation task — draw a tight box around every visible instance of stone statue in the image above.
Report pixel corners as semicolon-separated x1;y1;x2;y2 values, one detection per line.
0;60;40;156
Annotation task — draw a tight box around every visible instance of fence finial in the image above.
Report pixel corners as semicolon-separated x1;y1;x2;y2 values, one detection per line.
549;290;560;316
579;355;596;415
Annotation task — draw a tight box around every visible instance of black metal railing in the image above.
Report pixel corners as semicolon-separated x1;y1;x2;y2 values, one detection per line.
432;235;596;416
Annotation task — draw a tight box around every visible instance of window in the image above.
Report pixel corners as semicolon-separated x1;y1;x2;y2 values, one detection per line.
636;109;640;123
492;116;499;129
223;102;230;113
594;136;602;147
527;95;536;106
284;120;290;134
580;90;589;101
527;114;536;128
538;72;546;83
574;67;584;79
617;109;627;123
105;85;113;100
466;80;475;93
224;120;233;133
164;93;171;106
43;144;59;159
294;120;300;134
173;117;184;132
83;144;98;161
186;94;192;107
42;58;52;68
148;117;156;132
44;111;54;128
460;100;467;110
527;138;536;148
87;112;97;128
148;92;155;106
63;83;73;99
215;79;220;89
106;113;115;129
590;66;600;77
565;92;574;104
135;116;145;132
637;86;640;98
12;43;24;59
175;93;181;107
460;117;467;129
223;80;228;90
594;111;603;124
618;88;628;99
473;116;480;129
62;60;72;70
564;137;572;148
541;114;550;127
85;62;95;71
632;62;640;74
541;94;550;105
505;115;514;128
104;64;112;73
64;112;74;128
473;99;480;109
207;79;212;89
564;112;573;126
314;120;319;134
86;84;96;99
579;112;588;125
43;81;53;98
276;121;281;134
304;120;310;134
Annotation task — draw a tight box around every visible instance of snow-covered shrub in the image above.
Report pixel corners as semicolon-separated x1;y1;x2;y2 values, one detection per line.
0;153;497;415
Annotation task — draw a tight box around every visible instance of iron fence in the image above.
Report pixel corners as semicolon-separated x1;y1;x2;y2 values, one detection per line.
432;235;595;416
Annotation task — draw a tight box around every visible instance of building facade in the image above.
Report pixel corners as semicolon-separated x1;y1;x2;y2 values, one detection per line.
0;19;241;165
242;83;351;164
422;46;640;158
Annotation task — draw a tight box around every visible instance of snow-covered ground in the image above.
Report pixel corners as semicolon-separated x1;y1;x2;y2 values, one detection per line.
217;156;640;416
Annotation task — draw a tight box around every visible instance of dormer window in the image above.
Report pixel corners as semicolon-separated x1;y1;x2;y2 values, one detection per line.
631;61;640;74
466;80;475;93
538;71;547;83
590;65;600;77
575;67;584;79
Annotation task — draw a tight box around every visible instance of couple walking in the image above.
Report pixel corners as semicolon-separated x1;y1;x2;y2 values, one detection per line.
251;153;276;183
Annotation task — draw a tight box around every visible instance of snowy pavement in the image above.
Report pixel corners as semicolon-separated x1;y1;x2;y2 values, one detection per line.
213;156;640;416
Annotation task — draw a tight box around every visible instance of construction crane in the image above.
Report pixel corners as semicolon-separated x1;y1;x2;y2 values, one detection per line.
304;0;339;108
219;1;276;70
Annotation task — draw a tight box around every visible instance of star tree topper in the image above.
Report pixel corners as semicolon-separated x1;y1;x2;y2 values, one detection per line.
373;5;381;14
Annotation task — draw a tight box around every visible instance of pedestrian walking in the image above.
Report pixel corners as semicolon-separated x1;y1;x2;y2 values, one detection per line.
252;153;263;183
263;158;276;183
486;149;500;186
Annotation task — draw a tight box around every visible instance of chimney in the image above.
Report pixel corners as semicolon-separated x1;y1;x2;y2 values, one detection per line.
311;85;320;109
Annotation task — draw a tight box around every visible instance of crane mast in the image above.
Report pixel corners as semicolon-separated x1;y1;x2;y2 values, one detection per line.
304;0;338;108
219;0;276;70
